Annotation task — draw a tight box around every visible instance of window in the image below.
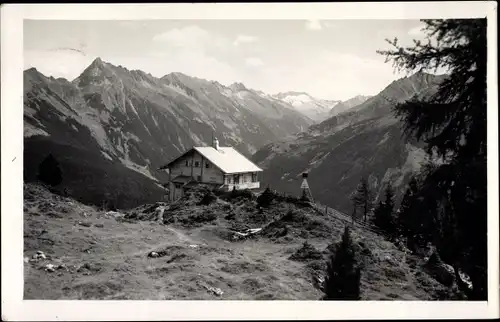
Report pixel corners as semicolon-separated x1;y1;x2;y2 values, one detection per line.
195;161;200;167
174;183;182;189
205;162;210;169
233;174;240;184
252;173;258;183
185;160;189;167
197;176;202;182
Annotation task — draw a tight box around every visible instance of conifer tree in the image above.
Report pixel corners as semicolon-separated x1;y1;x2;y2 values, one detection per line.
323;226;361;300
378;19;487;300
351;177;372;222
256;186;274;208
396;176;419;238
374;182;396;236
373;182;396;237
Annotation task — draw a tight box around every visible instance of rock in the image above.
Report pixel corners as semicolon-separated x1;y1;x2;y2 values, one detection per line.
24;257;30;263
94;223;104;228
45;264;55;272
188;245;198;248
204;285;223;296
56;264;67;270
32;252;47;260
425;252;455;287
78;221;92;227
149;251;160;258
105;211;124;219
156;207;166;221
77;262;101;273
36;250;44;255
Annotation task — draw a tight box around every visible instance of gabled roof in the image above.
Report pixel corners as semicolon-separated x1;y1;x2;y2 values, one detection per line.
194;146;263;174
161;146;263;174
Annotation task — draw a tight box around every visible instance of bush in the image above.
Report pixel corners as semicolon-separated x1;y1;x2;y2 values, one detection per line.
323;226;362;300
289;241;324;262
215;188;255;202
256;187;274;208
37;154;62;187
198;191;217;206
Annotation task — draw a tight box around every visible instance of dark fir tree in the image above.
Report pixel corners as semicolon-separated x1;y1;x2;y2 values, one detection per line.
378;19;487;300
396;176;420;238
351;177;372;222
256;186;274;209
373;182;396;237
37;153;63;187
323;226;361;300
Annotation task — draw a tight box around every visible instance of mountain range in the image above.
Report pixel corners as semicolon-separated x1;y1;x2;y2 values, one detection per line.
23;56;443;213
252;72;446;214
23;58;313;208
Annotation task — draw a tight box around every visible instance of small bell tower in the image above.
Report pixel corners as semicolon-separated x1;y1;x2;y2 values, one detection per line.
300;172;314;202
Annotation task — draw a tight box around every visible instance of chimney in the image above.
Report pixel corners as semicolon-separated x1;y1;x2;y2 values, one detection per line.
213;137;219;150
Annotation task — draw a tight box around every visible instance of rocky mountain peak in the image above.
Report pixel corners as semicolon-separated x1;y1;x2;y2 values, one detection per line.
229;82;247;92
90;57;105;67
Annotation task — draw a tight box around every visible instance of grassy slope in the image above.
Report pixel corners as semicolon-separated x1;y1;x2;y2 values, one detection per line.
24;183;463;300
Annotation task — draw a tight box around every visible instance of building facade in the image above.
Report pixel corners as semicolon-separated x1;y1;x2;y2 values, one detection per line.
160;138;263;201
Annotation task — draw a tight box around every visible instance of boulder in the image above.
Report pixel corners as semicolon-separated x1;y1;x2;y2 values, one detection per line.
45;264;55;273
425;252;455;287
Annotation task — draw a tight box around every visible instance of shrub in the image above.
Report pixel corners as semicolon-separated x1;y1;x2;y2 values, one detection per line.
216;188;254;202
256;187;274;208
198;191;217;206
289;241;324;262
323;226;362;300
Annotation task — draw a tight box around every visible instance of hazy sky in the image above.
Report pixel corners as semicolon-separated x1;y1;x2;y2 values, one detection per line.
24;19;429;100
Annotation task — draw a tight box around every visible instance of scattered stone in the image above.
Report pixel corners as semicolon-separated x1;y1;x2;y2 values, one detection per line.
24;257;29;263
94;223;104;228
56;263;67;270
32;251;47;261
156;206;166;221
204;285;223;297
45;264;55;273
77;262;101;273
232;228;262;241
188;244;199;248
78;221;92;227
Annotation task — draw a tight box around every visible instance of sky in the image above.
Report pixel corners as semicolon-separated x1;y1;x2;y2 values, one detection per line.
24;19;430;101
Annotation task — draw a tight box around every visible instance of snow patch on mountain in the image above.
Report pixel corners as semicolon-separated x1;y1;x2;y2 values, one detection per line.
281;93;313;106
272;91;340;122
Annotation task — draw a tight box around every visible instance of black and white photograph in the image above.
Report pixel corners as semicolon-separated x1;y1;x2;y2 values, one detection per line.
1;2;498;320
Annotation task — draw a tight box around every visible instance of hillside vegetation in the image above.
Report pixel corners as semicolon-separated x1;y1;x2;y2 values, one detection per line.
24;183;465;300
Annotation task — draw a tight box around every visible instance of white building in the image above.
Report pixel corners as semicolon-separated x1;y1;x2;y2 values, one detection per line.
160;137;263;201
